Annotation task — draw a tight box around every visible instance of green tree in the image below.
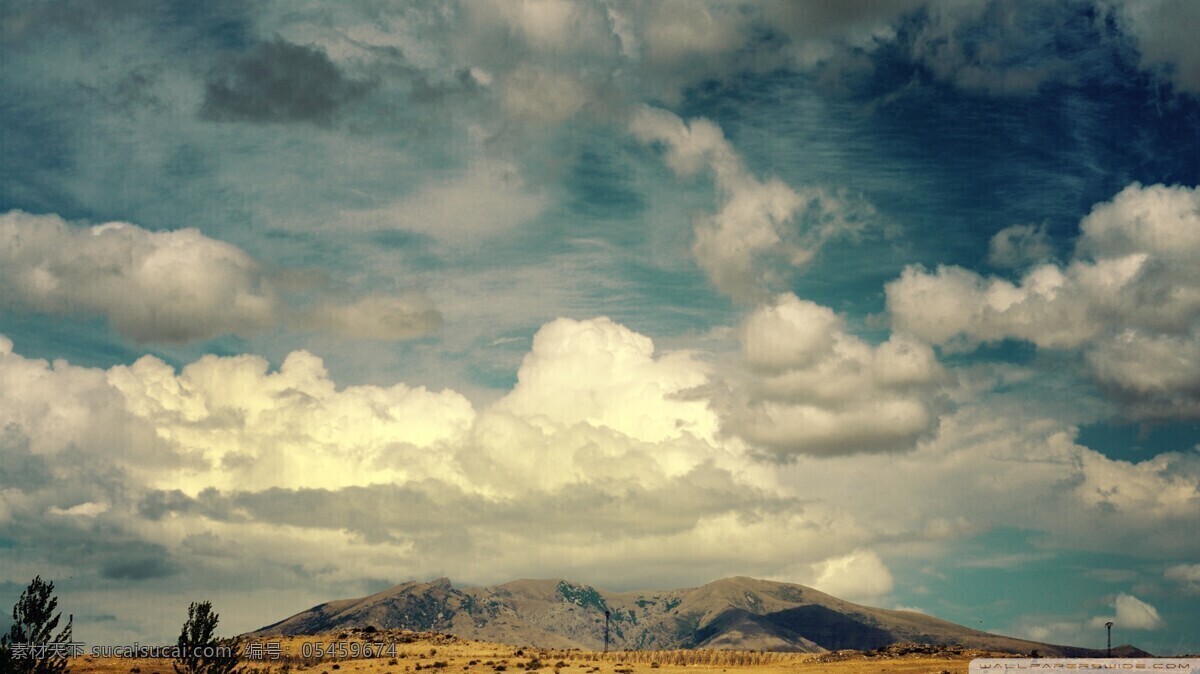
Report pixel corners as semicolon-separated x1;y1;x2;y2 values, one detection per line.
0;575;74;674
173;601;241;674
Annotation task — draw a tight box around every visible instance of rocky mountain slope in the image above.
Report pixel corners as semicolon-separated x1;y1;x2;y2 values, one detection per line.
251;576;1144;656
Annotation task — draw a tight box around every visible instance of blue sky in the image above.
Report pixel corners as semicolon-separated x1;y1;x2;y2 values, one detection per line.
2;0;1200;655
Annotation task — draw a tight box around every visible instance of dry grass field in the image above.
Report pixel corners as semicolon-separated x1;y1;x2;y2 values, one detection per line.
65;631;995;674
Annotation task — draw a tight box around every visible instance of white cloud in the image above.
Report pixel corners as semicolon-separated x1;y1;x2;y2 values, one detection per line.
48;501;110;517
639;1;747;68
4;310;1200;641
299;293;442;341
722;293;944;458
1114;0;1200;94
462;0;618;57
340;158;547;242
0;336;163;463
805;549;895;602
0;210;443;344
0;211;275;343
494;316;718;446
631;107;875;302
501;65;591;125
988;223;1054;268
105;348;476;492
1089;593;1165;630
887;183;1200;419
1074;444;1200;518
1164;563;1200;593
1016;620;1087;646
0;317;886;639
760;388;1200;565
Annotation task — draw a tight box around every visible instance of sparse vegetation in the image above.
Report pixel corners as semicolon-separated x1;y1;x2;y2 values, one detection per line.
64;629;998;674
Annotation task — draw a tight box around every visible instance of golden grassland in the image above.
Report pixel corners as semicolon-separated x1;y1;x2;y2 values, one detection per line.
66;632;994;674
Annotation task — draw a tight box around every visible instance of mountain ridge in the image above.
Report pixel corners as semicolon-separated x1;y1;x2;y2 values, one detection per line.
250;576;1148;657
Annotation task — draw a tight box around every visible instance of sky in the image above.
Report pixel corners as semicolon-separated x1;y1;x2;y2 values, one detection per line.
2;0;1200;656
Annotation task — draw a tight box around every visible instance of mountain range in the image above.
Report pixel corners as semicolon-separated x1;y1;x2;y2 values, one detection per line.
251;576;1147;656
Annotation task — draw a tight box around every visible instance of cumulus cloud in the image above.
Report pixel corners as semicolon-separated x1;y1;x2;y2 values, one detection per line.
0;211;276;343
631;106;875;302
201;37;375;125
722;293;944;458
494;316;716;445
106;349;475;492
805;549;895;602
988;223;1054;268
1164;563;1200;593
0;317;884;639
3;313;1200;641
1114;0;1200;94
0;210;440;344
1089;593;1165;630
887;183;1200;419
764;387;1200;565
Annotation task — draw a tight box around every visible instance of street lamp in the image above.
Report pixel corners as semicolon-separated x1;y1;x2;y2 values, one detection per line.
1105;621;1113;657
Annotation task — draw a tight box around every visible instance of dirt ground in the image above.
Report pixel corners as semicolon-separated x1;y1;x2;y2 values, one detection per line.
65;632;986;674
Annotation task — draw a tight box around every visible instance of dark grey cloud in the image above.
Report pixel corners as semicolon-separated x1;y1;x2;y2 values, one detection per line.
100;554;177;581
201;38;375;125
137;465;801;545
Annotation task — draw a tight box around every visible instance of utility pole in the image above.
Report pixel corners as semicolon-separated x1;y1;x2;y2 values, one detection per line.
1106;621;1113;657
604;610;611;653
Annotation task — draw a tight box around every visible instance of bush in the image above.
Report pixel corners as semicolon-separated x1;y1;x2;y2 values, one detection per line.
0;576;74;674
